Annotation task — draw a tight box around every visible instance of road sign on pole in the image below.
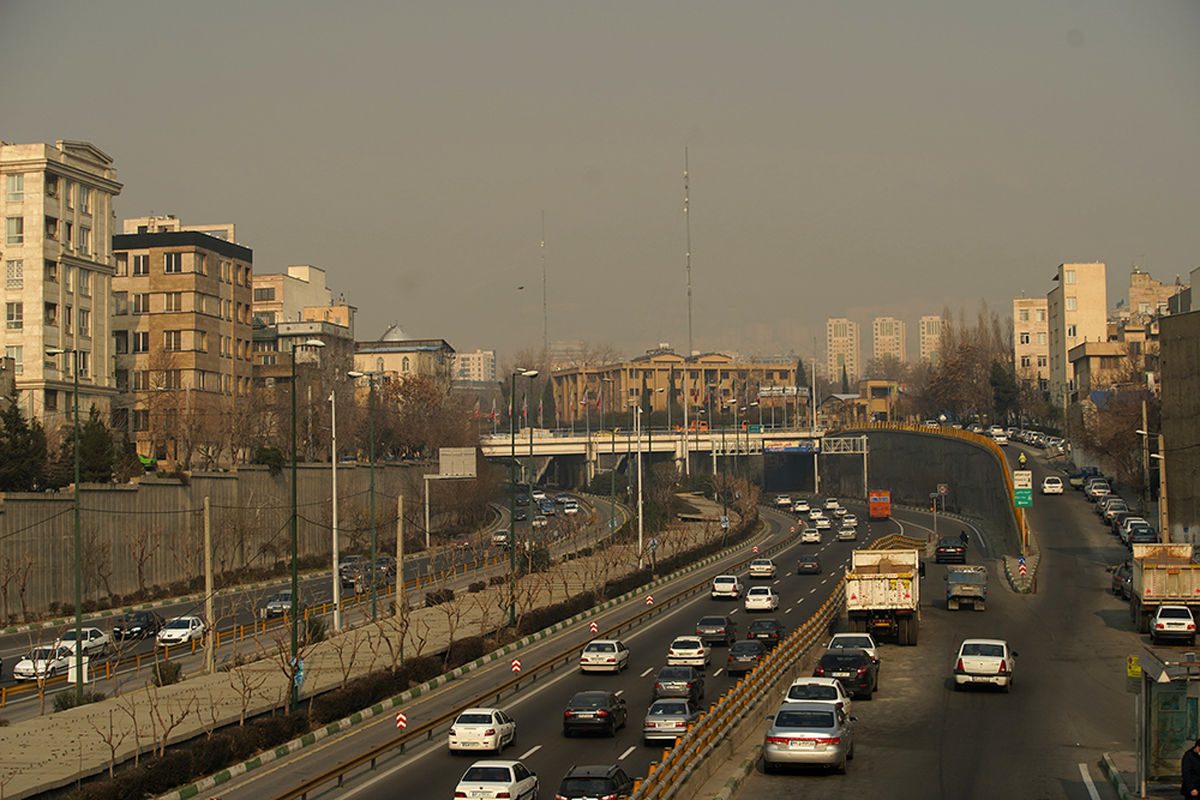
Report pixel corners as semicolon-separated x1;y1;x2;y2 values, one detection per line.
396;712;407;729
646;594;654;605
589;621;598;633
937;483;949;496
511;658;521;673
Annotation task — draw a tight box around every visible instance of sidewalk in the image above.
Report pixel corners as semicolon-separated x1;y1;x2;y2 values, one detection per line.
0;506;732;799
1101;751;1182;800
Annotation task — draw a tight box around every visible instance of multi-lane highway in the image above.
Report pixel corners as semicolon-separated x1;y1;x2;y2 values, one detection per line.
734;445;1137;800
182;497;922;800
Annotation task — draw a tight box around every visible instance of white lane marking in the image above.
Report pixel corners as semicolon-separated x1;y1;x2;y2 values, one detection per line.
808;588;817;595
713;668;724;676
640;666;654;677
783;607;792;614
619;746;636;760
614;689;624;697
1078;763;1101;800
520;745;543;760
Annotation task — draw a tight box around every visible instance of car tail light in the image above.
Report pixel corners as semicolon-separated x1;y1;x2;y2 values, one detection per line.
669;649;677;655
448;728;457;736
564;709;573;717
485;728;496;736
606;657;615;663
597;709;609;717
496;794;511;799
1156;623;1166;629
814;664;826;675
455;794;467;798
812;736;841;744
1190;624;1196;631
765;736;792;744
857;666;868;675
555;795;569;800
956;658;964;672
999;659;1007;673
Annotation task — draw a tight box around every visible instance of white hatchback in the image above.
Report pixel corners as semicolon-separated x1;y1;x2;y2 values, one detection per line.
1041;476;1064;495
579;639;630;673
792;499;811;514
666;635;710;668
745;586;780;612
448;707;517;754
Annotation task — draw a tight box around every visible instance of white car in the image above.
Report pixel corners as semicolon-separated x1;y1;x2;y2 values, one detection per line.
953;638;1016;691
666;635;710;668
842;514;858;528
836;525;857;542
453;760;539;800
156;615;206;648
801;528;821;544
531;515;548;529
1041;476;1064;495
824;497;840;510
745;586;780;612
563;502;580;516
579;638;630;673
808;509;825;521
530;489;547;502
815;516;832;530
832;506;847;518
775;495;792;507
12;646;72;681
448;707;517;753
711;574;744;599
56;626;110;657
792;499;811;514
1152;605;1197;645
748;558;777;579
782;676;854;713
827;632;880;664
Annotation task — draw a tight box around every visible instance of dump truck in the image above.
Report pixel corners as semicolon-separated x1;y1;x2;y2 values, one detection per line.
1130;542;1200;633
845;548;920;645
945;565;988;611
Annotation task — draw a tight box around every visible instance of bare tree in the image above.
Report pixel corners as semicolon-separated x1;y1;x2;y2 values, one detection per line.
128;526;161;597
115;692;145;766
88;708;132;777
147;683;199;756
81;524;114;604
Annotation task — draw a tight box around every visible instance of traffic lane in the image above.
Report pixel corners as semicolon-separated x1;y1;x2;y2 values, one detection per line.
340;531;859;800
189;512;798;800
738;556;1122;800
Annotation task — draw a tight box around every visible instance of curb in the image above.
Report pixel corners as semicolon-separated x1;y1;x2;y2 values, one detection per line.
1101;753;1135;800
155;516;764;800
1002;551;1040;593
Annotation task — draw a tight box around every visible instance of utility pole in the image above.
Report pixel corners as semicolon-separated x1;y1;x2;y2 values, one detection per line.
540;211;549;362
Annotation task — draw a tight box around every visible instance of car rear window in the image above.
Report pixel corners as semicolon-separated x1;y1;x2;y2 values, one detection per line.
463;766;511;782
571;692;610;706
961;643;1005;657
731;642;763;654
658;667;691;679
775;709;835;728
787;684;838;700
585;642;615;652
698;617;726;627
1161;608;1193;619
649;702;688;715
673;638;702;648
820;652;864;666
455;713;492;724
560;778;615;795
833;636;873;648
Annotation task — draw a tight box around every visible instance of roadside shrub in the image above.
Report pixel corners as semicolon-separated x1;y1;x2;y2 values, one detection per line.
143;750;191;793
445;635;487;665
425;589;455;607
53;690;107;712
152;660;183;687
305;615;327;644
488;575;506;587
468;581;487;593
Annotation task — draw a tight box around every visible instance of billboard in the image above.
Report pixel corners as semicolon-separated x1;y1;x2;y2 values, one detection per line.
763;440;819;453
439;447;477;478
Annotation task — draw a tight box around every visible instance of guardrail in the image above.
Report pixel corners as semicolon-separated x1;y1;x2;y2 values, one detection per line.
263;521;782;800
631;577;848;799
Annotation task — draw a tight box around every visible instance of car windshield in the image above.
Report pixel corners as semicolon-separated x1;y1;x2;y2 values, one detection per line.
787;684;839;700
463;766;512;782
961;643;1005;657
698;617;726;627
30;647;58;660
775;709;835;728
455;713;493;724
570;692;610;707
649;701;688;716
165;619;192;630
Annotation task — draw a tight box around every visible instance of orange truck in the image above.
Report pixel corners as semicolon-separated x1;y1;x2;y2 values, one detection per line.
868;490;891;520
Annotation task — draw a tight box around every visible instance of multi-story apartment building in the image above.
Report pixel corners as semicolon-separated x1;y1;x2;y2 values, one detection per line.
918;315;944;365
111;222;254;462
1123;267;1184;322
454;349;497;384
1047;262;1107;403
1;140;122;427
871;317;906;364
1012;297;1049;389
826;318;860;383
252;265;332;325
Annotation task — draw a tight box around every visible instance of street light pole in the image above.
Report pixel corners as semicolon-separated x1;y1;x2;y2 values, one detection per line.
347;369;381;619
48;347;83;703
507;369;538;626
330;390;341;632
635;403;644;569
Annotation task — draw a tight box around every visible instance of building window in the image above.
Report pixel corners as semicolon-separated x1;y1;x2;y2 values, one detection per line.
5;217;22;244
132;254;149;275
1067;324;1077;338
64;181;73;209
64;305;72;333
78;227;90;254
1037;355;1047;367
44;303;57;326
115;369;128;391
165;252;183;274
196;331;208;351
114;331;128;354
44;174;58;198
164;330;182;351
196;253;207;275
5;174;23;202
1018;309;1029;322
1065;297;1077;311
5;302;22;330
45;260;57;282
253;287;275;302
76;351;89;377
165;292;182;312
1036;308;1046;321
1020;355;1031;368
1019;332;1030;345
44;390;57;412
78;186;91;213
165;369;181;390
133;293;150;314
65;267;73;292
5;345;22;374
402;356;411;372
1036;332;1046;345
115;254;128;276
113;291;128;316
78;309;89;336
132;409;149;432
5;259;22;289
132;370;148;390
132;331;149;353
1064;270;1076;285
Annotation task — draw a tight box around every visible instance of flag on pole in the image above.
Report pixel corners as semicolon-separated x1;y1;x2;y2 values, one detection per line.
473;399;480;420
538;397;543;427
489;398;496;421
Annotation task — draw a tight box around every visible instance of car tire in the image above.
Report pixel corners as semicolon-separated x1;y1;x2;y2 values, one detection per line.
848;740;855;760
762;758;775;775
563;728;572;738
607;720;616;737
835;754;848;774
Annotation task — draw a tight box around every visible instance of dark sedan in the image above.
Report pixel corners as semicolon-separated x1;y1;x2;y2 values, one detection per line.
934;538;967;564
813;648;878;699
562;691;628;737
746;618;784;648
695;616;737;646
726;640;767;676
796;554;821;574
652;666;705;704
112;610;164;641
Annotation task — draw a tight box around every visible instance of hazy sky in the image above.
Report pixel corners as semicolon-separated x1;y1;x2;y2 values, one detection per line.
4;1;1198;363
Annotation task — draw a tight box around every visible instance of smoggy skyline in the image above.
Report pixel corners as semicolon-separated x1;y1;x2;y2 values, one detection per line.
3;1;1197;363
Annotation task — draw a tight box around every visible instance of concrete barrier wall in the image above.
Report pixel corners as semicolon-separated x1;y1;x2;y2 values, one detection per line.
0;463;429;621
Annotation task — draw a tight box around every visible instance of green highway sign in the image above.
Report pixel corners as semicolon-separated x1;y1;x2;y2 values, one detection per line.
1014;488;1032;508
748;425;763;433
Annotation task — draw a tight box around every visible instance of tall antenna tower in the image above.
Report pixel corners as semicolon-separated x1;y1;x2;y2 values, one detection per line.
684;148;693;356
540;211;548;362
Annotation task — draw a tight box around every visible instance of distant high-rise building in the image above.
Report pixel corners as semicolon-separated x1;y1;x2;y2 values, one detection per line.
455;349;498;384
1012;297;1049;391
871;317;906;363
918;315;945;365
1047;262;1107;403
251;265;333;326
826;318;860;383
1;140;122;425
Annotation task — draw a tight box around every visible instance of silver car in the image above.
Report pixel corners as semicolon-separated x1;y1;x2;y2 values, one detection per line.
762;701;855;773
642;698;700;744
